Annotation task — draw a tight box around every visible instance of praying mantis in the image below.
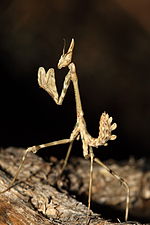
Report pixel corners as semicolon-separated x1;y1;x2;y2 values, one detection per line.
0;39;130;221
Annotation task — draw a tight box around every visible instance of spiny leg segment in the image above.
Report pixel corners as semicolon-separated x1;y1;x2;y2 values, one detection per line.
0;39;130;221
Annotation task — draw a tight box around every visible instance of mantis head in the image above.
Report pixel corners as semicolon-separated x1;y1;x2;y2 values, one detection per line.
58;38;74;69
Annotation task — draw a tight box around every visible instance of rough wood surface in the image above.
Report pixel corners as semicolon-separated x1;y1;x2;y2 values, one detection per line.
0;147;149;225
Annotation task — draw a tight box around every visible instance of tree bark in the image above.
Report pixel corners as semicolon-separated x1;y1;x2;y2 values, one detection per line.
0;147;149;225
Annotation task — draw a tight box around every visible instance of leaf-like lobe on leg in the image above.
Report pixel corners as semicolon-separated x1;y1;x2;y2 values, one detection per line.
98;112;117;145
38;67;58;103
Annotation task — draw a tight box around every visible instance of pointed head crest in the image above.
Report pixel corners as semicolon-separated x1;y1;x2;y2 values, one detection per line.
58;38;74;69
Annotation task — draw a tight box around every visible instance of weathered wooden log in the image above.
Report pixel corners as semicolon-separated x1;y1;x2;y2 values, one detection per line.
0;147;149;224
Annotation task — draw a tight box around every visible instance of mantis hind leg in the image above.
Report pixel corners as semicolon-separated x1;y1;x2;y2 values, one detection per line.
94;157;129;221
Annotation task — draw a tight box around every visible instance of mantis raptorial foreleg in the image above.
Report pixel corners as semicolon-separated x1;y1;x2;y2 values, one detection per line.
0;38;130;222
38;68;72;105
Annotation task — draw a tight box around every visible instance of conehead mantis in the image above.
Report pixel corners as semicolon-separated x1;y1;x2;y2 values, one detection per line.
0;39;130;221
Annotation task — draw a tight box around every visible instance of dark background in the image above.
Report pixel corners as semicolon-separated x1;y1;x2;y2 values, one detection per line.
0;0;150;160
